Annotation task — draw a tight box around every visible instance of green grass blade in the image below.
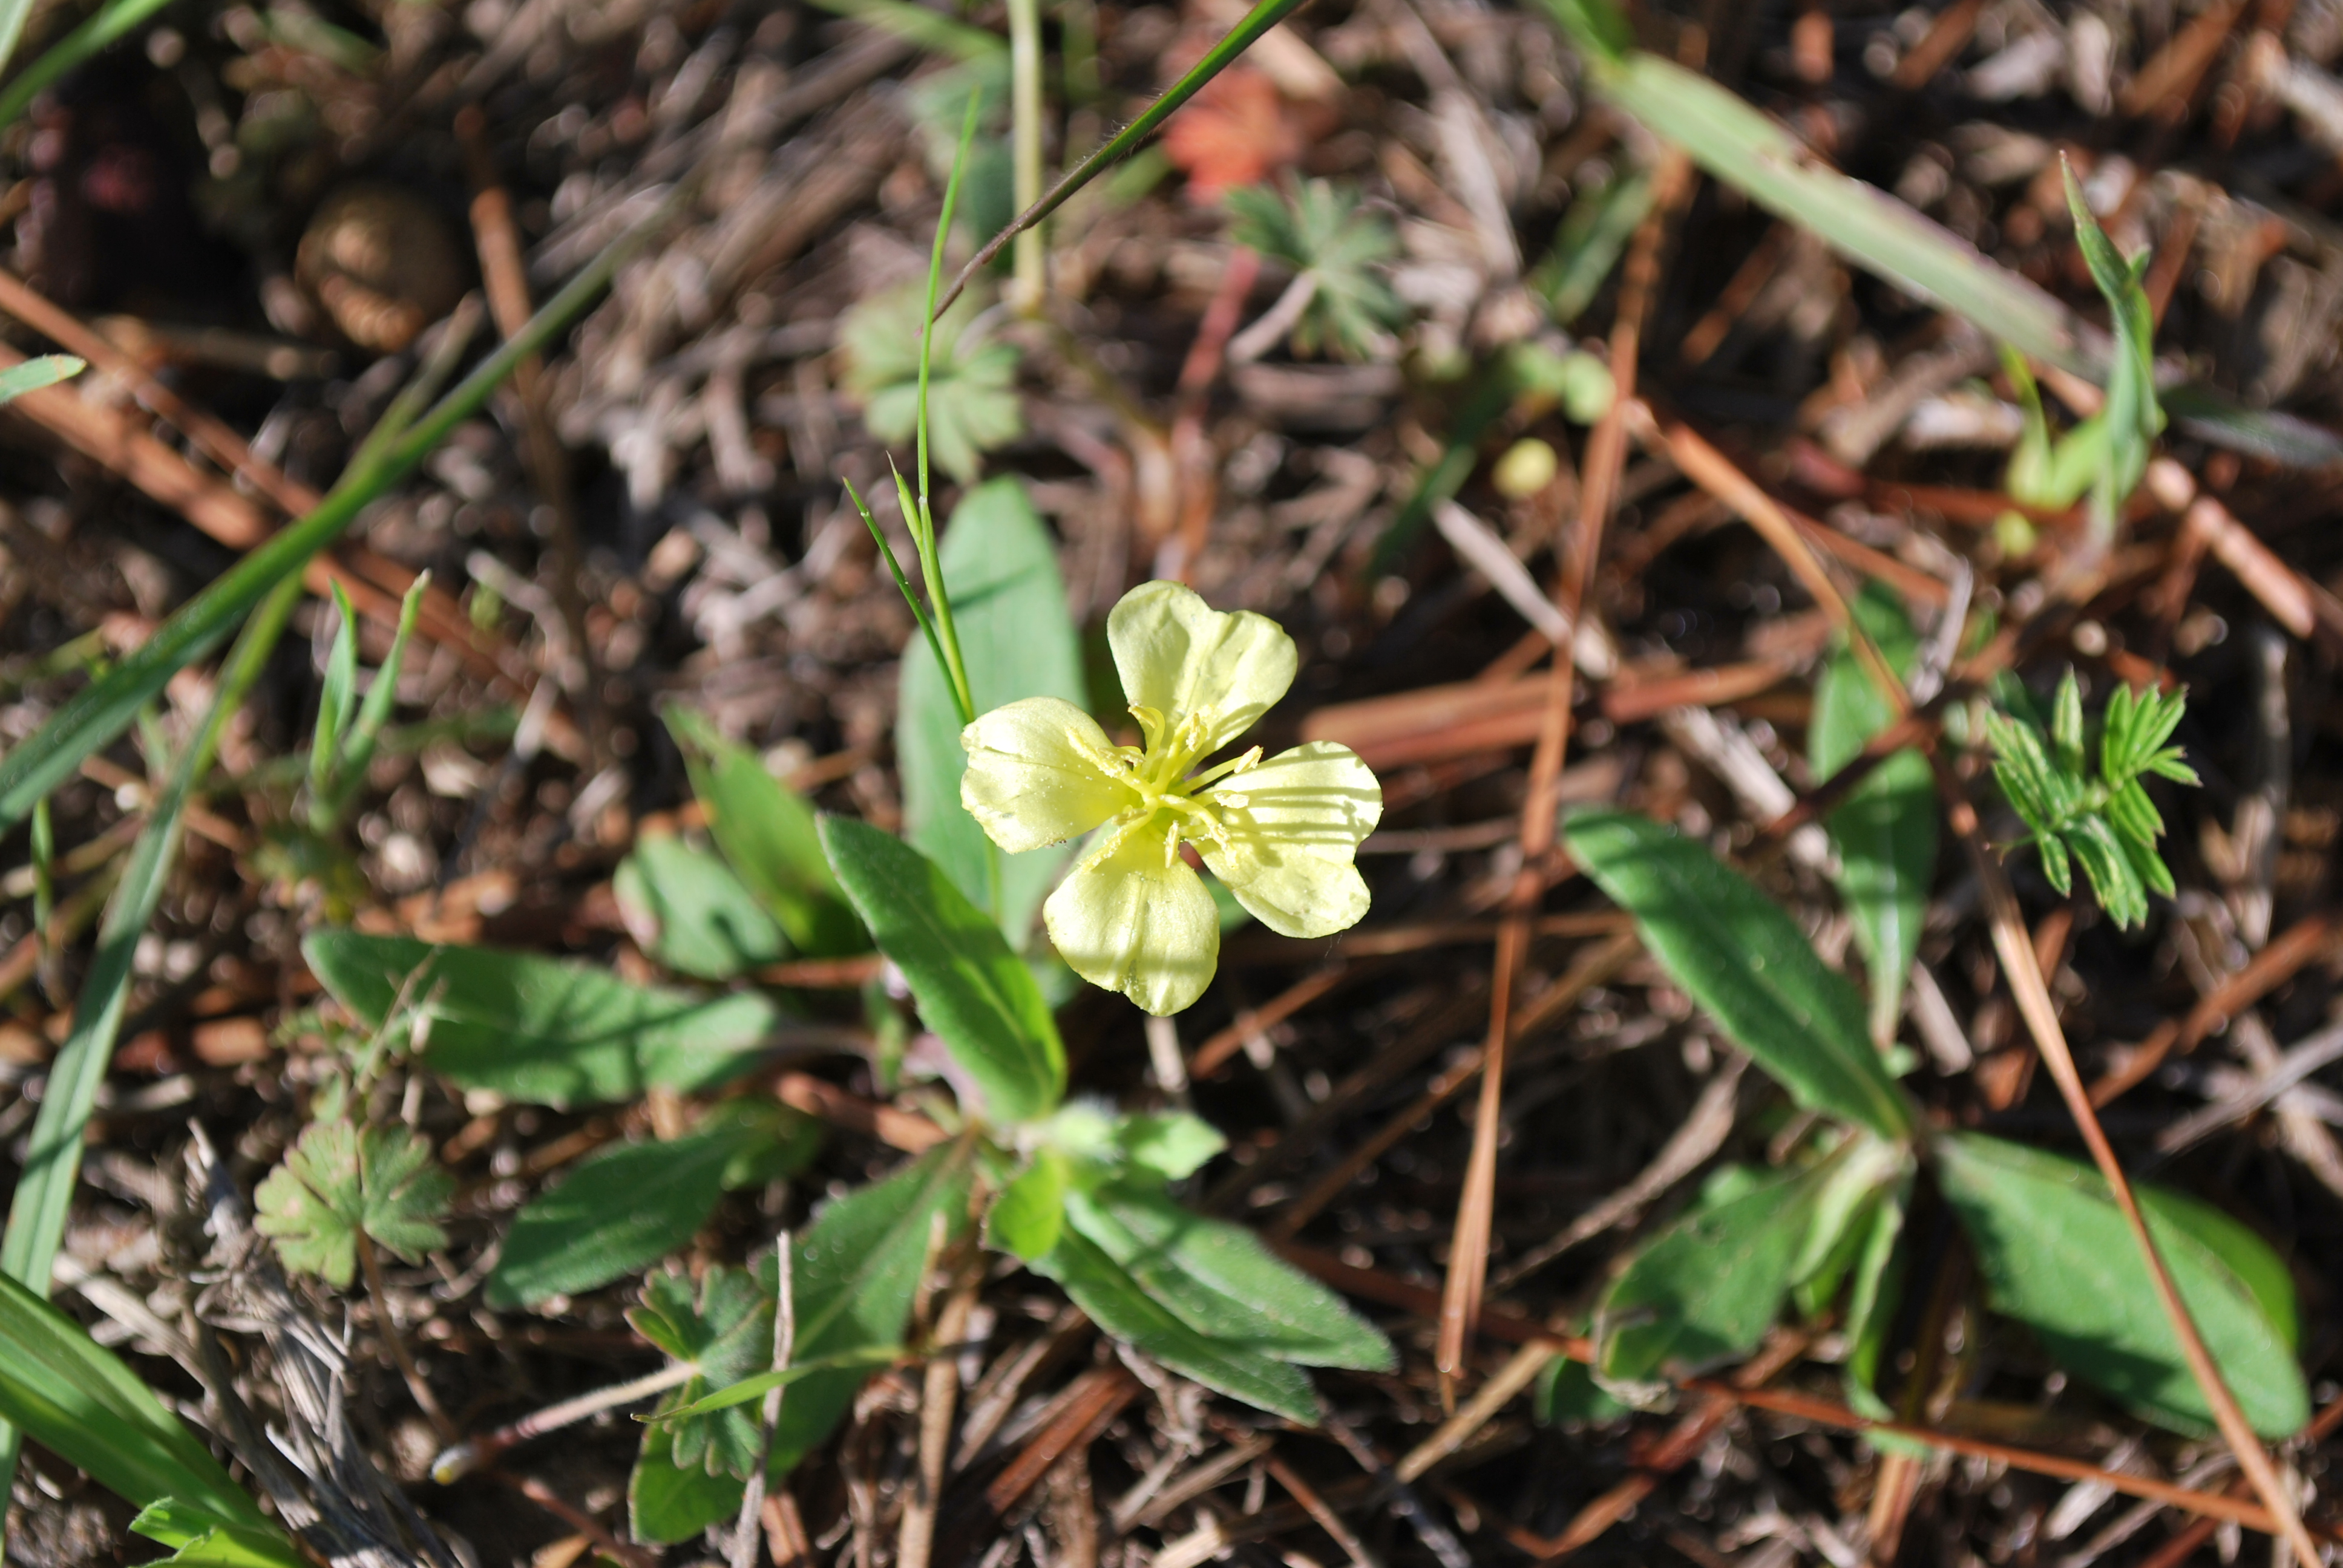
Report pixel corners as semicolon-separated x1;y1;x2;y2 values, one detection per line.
0;1275;284;1538
0;353;82;407
0;188;676;836
936;0;1309;313
0;0;177;129
1538;7;2343;467
1573;43;2099;377
915;91;985;728
805;0;1004;61
1;575;300;1296
317;574;428;833
0;573;301;1537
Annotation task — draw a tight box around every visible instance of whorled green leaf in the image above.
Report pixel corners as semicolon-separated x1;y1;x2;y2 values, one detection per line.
1224;180;1403;361
0;1274;281;1540
487;1105;817;1309
665;706;863;956
1032;1224;1319;1423
302;932;779;1110
819;816;1065;1125
1809;584;1936;1043
252;1121;451;1287
1562;809;1914;1140
839;283;1023;484
615;833;788;981
1936;1132;2308;1438
897;477;1089;947
628;1143;976;1543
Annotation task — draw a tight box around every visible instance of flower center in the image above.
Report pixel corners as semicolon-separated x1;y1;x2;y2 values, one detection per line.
1069;705;1262;871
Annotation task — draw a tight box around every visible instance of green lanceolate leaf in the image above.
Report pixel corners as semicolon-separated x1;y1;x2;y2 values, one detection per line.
1114;1111;1225;1181
665;706;864;956
313;584;361;803
0;1274;280;1538
1064;1183;1394;1371
897;477;1089;946
1843;1176;1910;1428
1594;1161;1829;1399
1789;1134;1912;1318
1033;1224;1319;1423
1810;584;1936;1043
2062;164;2163;537
1562;809;1914;1140
615;833;788;981
302;932;779;1109
1935;1132;2308;1438
253;1122;451;1287
489;1106;817;1308
989;1147;1072;1261
806;1153;974;1500
819;816;1066;1125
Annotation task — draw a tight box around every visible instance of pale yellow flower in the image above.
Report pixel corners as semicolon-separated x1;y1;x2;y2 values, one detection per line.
960;582;1381;1014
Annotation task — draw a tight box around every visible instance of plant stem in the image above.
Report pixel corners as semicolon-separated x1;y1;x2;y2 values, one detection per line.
914;92;985;728
727;1233;795;1568
936;0;1312;315
431;1360;701;1482
356;1230;454;1442
1006;0;1046;314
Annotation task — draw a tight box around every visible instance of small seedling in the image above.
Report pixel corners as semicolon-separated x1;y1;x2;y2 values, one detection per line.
1225;178;1403;361
254;1120;452;1288
1982;670;2197;929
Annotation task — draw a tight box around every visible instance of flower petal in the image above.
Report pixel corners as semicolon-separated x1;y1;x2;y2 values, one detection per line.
961;697;1139;854
1198;742;1381;939
1046;822;1221;1015
1108;581;1296;753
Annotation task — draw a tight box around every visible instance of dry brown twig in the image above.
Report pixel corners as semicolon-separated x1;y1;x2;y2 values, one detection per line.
1435;144;1693;1401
